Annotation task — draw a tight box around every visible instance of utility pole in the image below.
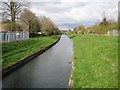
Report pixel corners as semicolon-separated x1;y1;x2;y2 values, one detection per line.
118;1;120;30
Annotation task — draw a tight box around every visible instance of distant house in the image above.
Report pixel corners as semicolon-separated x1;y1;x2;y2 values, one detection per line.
0;23;29;42
107;30;120;36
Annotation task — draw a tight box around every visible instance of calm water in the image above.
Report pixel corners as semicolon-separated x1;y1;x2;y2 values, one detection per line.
2;35;73;88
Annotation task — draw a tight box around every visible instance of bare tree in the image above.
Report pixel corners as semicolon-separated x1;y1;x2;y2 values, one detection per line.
40;16;58;35
1;0;29;23
20;9;41;33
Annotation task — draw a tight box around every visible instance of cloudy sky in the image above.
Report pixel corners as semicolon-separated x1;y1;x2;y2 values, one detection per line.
29;0;119;30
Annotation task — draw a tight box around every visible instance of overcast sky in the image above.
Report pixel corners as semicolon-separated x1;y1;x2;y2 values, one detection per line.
29;0;119;30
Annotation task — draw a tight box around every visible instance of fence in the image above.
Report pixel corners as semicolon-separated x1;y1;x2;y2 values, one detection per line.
0;31;29;43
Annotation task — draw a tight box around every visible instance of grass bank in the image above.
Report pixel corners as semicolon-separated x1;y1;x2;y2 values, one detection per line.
68;34;118;88
2;35;60;69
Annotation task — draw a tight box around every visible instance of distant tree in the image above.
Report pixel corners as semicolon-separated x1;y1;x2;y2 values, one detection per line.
73;27;77;34
73;25;85;34
40;16;58;35
69;29;72;32
99;16;109;33
53;28;62;35
100;17;108;26
20;9;41;33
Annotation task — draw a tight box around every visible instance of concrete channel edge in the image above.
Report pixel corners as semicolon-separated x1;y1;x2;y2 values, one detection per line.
68;38;74;89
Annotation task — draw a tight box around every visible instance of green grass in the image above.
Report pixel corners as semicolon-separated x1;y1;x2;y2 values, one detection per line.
68;34;118;88
2;35;60;69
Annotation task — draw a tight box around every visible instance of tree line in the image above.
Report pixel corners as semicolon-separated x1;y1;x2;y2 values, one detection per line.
72;17;118;35
1;0;61;36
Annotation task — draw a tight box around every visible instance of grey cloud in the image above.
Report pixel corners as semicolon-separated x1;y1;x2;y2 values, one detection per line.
31;2;86;13
30;1;118;29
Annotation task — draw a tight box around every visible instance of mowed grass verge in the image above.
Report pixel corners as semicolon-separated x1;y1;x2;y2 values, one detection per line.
68;34;118;88
2;35;60;69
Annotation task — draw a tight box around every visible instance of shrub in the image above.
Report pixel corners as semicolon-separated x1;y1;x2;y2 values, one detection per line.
2;22;22;31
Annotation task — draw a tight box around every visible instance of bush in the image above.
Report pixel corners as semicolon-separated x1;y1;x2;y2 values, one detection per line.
3;22;21;31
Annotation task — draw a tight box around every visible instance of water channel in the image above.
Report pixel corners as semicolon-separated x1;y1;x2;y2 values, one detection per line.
2;35;73;88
